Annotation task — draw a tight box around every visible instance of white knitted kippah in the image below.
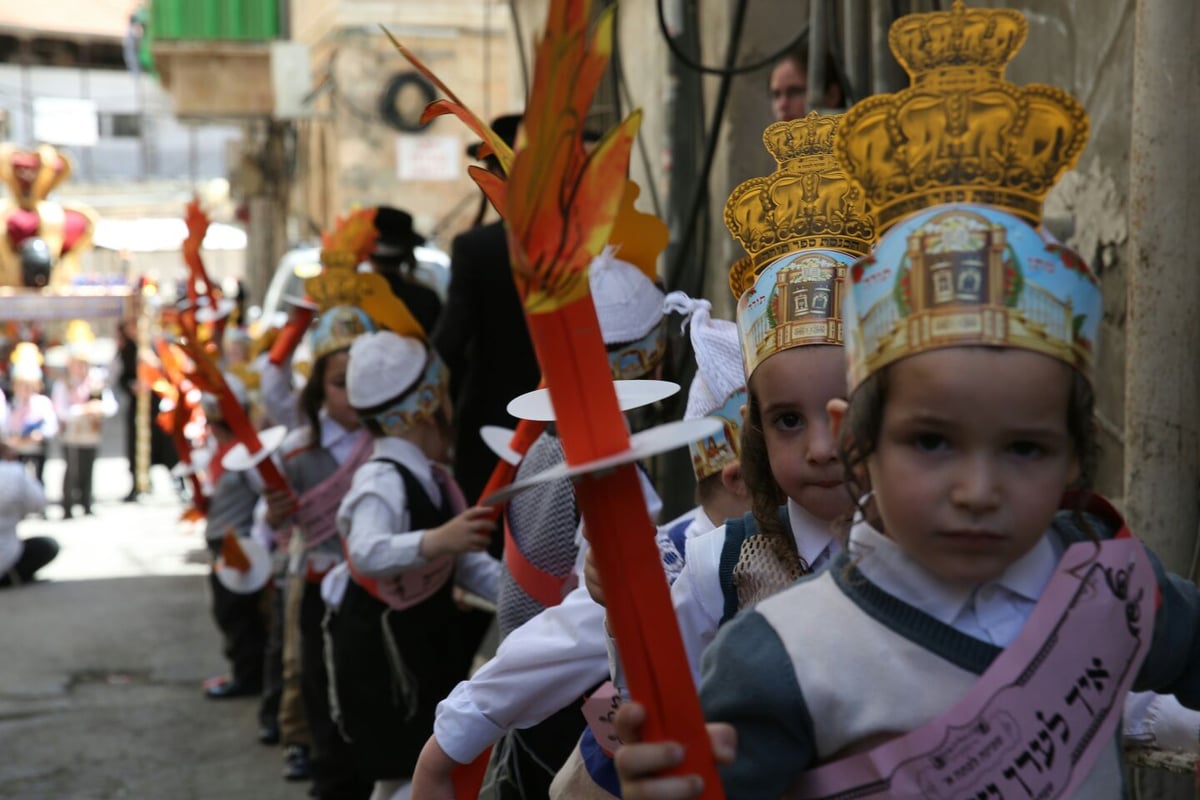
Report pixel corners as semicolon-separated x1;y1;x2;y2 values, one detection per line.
347;330;426;409
589;247;665;344
663;291;745;420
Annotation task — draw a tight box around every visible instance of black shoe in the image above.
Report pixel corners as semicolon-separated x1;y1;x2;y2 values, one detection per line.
282;744;311;781
258;718;281;745
203;676;261;700
123;490;140;503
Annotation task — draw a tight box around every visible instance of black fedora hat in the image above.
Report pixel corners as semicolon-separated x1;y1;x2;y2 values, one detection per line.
372;206;425;257
466;113;523;162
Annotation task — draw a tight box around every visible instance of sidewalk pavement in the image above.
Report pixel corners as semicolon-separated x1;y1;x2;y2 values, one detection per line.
0;457;308;799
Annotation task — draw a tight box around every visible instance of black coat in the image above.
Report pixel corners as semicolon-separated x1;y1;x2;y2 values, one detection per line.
432;221;540;508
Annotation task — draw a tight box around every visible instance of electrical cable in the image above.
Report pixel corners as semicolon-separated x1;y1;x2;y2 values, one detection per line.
657;0;808;77
616;58;663;221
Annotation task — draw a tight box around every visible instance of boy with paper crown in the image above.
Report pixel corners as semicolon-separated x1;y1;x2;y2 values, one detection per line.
411;288;751;800
324;289;500;800
249;209;381;793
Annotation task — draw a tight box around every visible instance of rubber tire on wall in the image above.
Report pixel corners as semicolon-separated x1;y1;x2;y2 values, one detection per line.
379;72;437;133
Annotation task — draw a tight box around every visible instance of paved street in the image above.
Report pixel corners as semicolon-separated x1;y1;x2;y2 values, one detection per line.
0;454;308;800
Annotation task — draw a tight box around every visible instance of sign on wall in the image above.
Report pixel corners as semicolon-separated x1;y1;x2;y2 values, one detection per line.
395;135;461;182
33;98;99;147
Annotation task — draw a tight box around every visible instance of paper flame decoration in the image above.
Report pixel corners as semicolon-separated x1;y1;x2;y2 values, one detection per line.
391;1;723;796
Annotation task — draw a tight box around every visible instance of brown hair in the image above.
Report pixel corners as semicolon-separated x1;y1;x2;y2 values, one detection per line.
834;360;1099;538
739;388;792;543
298;350;335;448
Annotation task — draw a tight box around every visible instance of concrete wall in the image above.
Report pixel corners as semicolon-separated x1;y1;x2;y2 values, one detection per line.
505;0;1138;499
0;63;241;182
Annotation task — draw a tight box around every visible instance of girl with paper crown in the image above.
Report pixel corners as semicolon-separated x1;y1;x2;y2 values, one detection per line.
321;235;501;799
571;108;873;800
619;4;1200;798
250;208;386;795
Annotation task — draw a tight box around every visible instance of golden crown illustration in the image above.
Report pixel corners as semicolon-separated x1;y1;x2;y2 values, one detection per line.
725;112;874;299
836;0;1089;231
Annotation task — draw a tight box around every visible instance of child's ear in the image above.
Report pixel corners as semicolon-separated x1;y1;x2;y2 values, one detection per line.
826;398;848;439
720;461;748;497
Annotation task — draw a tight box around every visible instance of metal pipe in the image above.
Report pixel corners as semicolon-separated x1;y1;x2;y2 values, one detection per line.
807;0;830;111
869;0;903;95
844;0;869;101
1124;0;1200;574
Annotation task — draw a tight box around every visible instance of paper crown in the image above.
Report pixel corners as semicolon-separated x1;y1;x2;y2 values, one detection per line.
347;330;448;437
839;2;1102;390
835;1;1089;231
664;292;747;481
306;208;425;359
724;113;873;378
10;341;43;382
65;319;95;360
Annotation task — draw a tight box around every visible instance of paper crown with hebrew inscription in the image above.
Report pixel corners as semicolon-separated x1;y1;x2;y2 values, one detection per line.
307;207;426;359
724;112;875;378
839;1;1102;390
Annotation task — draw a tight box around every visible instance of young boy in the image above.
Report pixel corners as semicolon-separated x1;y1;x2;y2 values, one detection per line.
325;329;499;800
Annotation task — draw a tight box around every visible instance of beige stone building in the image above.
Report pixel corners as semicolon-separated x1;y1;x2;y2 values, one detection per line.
290;0;520;244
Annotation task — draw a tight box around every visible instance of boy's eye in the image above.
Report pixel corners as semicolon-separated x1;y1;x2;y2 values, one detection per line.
772;412;804;431
913;433;948;452
1008;440;1044;458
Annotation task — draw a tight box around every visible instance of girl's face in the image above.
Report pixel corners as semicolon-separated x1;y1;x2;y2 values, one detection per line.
322;351;359;431
866;348;1079;587
751;345;849;522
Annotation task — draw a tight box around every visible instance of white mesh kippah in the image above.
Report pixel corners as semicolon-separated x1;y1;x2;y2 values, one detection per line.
347;330;426;409
589;247;665;344
664;292;745;421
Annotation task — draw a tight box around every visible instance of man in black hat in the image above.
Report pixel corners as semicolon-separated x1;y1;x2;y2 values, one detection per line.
369;206;442;335
432;114;540;518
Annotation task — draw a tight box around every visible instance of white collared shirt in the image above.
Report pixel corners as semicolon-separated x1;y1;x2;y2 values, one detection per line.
324;436;498;608
319;411;360;464
670;498;838;682
847;517;1059;647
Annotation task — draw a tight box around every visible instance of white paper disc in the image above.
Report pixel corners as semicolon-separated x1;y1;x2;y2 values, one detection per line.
194;297;238;324
221;425;289;472
283;294;319;311
506;379;679;422
215;537;272;594
480;425;522;465
483;417;721;505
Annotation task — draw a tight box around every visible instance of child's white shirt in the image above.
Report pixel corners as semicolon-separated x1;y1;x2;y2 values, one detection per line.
669;498;838;683
324;436;498;609
850;517;1200;753
0;460;47;574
